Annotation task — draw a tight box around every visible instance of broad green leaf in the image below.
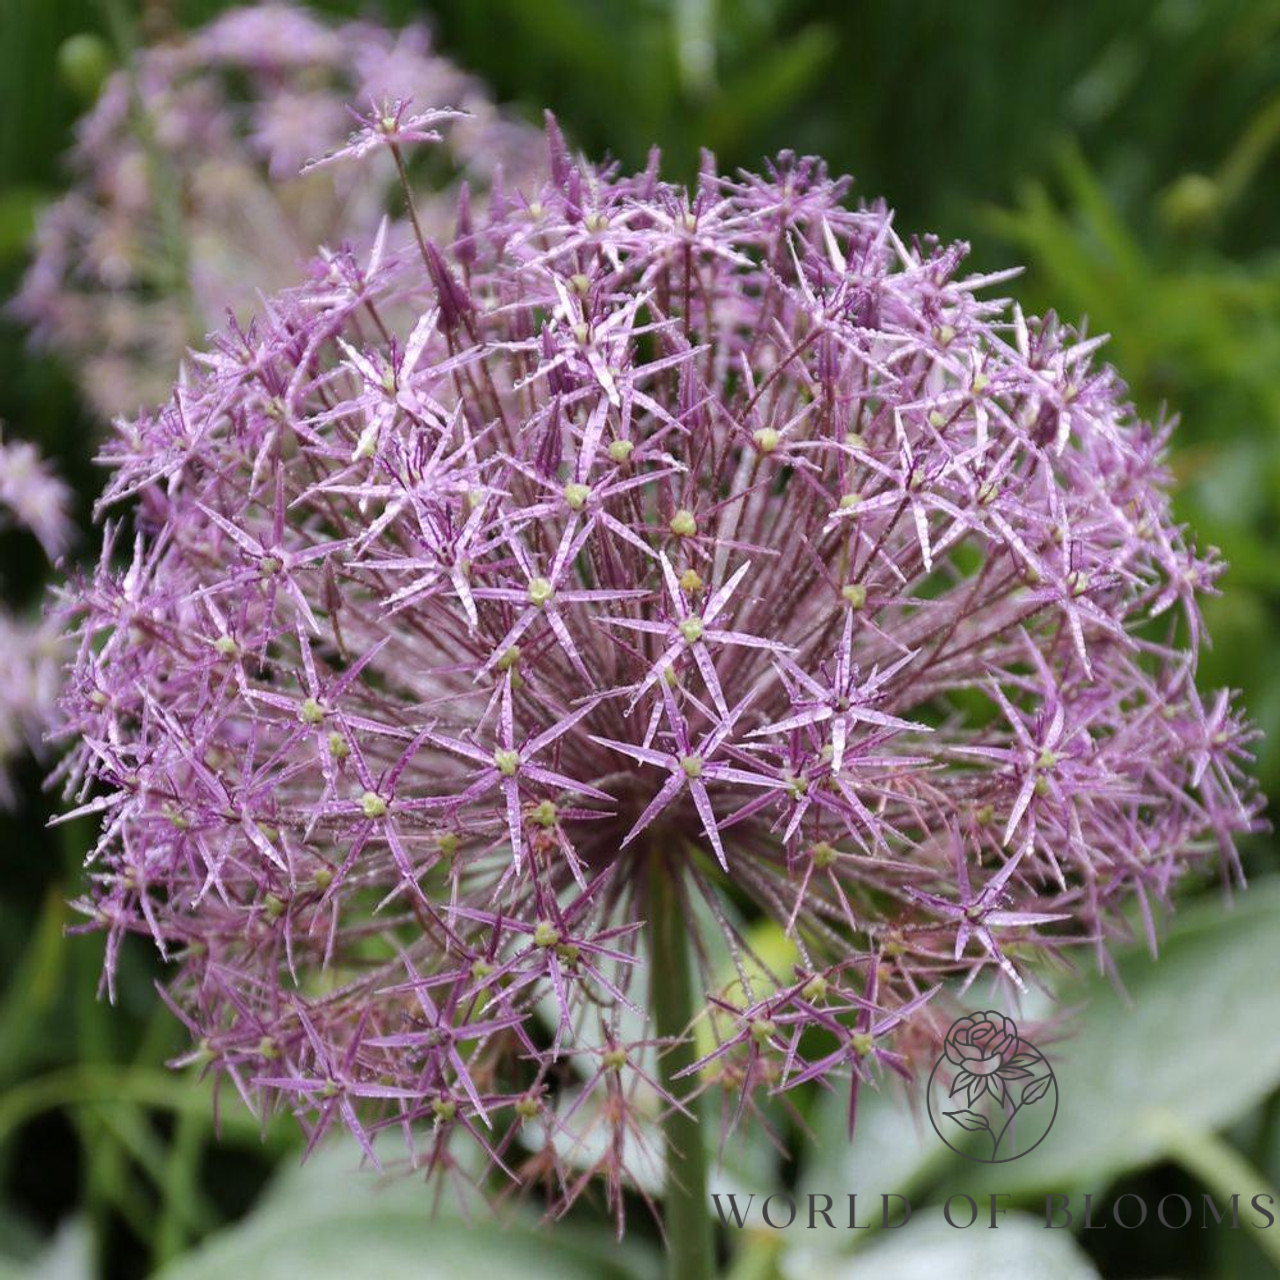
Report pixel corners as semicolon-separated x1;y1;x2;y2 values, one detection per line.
785;1213;1098;1280
797;1081;951;1225
156;1139;657;1280
0;1218;91;1280
961;878;1280;1194
796;878;1280;1237
158;1216;645;1280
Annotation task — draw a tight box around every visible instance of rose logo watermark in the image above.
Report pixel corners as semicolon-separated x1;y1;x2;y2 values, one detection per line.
926;1011;1057;1163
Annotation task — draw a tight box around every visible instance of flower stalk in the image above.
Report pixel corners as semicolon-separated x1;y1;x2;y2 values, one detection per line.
648;852;715;1280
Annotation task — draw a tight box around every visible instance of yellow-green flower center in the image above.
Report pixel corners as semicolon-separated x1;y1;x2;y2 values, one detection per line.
529;800;558;828
802;974;828;1002
669;509;698;538
563;482;591;511
811;841;838;869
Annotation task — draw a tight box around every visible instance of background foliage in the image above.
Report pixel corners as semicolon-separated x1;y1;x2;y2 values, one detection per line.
0;1;1278;1276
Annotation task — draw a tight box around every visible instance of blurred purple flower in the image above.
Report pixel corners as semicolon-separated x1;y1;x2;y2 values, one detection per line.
10;3;541;418
302;98;469;171
0;433;72;806
0;610;66;809
0;434;72;560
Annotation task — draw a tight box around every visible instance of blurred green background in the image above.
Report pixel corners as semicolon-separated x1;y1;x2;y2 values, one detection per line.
1;1;1279;1277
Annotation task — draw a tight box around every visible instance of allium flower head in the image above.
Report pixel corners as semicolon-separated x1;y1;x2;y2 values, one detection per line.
58;125;1262;1224
11;3;540;417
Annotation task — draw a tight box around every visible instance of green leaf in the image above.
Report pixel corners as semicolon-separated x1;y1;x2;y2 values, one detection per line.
0;889;69;1087
0;187;43;266
155;1140;657;1280
797;1082;952;1219
788;1213;1099;1279
964;878;1280;1193
0;1217;91;1280
798;880;1280;1247
158;1218;642;1280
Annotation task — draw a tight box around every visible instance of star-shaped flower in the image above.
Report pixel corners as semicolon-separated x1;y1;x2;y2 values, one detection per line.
591;683;775;868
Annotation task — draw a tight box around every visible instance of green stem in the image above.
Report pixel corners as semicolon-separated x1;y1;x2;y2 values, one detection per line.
0;1065;275;1148
1144;1109;1280;1273
647;853;715;1280
389;141;433;275
97;0;202;340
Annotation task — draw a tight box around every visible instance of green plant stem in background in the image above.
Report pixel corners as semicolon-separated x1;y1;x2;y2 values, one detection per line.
96;0;201;341
647;853;715;1280
0;1065;262;1148
1144;1109;1280;1273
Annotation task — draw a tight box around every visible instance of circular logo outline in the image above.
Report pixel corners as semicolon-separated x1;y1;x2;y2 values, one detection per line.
925;1011;1058;1164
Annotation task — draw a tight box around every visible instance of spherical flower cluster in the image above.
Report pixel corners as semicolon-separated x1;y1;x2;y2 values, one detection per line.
57;123;1261;1222
12;3;540;417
